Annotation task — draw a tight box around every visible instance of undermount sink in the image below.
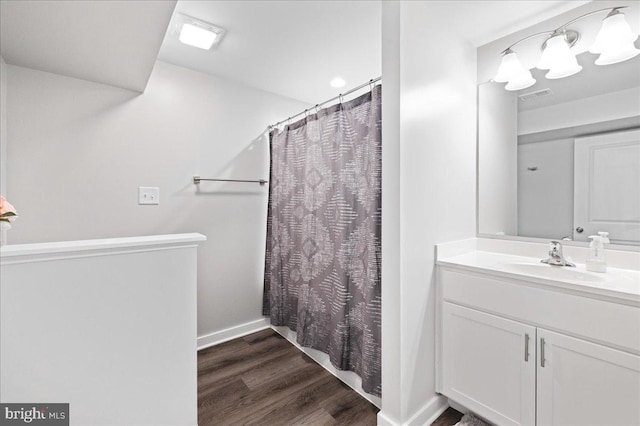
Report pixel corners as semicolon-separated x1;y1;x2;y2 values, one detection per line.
435;242;640;303
504;263;606;283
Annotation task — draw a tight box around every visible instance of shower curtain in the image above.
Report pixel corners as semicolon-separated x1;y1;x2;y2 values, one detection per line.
263;85;381;397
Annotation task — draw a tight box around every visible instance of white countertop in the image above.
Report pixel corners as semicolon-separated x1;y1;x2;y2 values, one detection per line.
437;250;640;304
0;233;207;259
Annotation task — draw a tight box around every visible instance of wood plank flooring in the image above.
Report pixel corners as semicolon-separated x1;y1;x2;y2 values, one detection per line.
197;328;464;426
432;408;464;426
198;328;378;425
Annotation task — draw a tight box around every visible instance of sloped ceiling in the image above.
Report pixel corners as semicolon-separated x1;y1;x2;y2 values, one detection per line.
0;0;177;92
157;0;381;105
156;1;587;105
0;0;594;101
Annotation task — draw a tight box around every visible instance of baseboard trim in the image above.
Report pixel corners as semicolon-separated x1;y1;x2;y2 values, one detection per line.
197;318;270;351
377;395;448;426
270;325;382;409
418;395;449;426
377;410;398;426
447;399;467;416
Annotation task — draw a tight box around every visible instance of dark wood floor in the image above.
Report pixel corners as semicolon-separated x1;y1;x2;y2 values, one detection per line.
198;328;378;425
432;408;464;426
197;328;464;426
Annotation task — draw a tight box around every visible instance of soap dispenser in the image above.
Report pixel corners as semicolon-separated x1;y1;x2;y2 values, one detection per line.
586;231;609;273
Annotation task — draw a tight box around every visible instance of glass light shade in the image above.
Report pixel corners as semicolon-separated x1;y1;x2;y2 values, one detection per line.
179;23;219;50
545;61;582;79
537;35;560;69
590;13;638;54
538;35;582;79
505;69;536;91
538;34;576;70
595;41;640;65
494;51;525;83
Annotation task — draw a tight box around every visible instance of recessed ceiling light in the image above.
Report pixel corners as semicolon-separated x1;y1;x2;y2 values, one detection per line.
330;77;346;88
177;14;226;50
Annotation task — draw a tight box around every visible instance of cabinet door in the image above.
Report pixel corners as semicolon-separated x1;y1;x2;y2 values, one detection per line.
442;302;536;426
537;328;640;426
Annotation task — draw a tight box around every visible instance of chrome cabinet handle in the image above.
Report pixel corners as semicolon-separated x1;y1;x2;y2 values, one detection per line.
525;334;530;362
576;226;584;233
540;338;546;367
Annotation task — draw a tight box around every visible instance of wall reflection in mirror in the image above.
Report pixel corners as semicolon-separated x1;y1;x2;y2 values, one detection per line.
477;1;640;246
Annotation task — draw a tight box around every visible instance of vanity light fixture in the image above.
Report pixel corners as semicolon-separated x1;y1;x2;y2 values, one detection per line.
494;6;639;91
177;14;226;50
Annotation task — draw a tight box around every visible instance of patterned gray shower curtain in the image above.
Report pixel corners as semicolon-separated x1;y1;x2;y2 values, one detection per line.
263;85;381;397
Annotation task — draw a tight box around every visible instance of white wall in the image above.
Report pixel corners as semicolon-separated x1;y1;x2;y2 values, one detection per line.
380;2;477;424
5;61;308;340
1;55;6;198
1;234;202;426
518;139;574;239
478;82;518;236
380;2;402;422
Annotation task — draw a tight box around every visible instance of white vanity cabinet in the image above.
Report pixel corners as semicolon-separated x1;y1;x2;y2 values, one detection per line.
536;329;640;426
441;302;536;426
437;266;640;426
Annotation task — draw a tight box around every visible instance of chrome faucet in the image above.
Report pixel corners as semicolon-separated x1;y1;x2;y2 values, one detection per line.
541;241;575;267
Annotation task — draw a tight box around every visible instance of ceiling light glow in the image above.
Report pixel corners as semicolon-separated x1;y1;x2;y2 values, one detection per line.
177;15;226;50
330;77;346;88
179;23;218;50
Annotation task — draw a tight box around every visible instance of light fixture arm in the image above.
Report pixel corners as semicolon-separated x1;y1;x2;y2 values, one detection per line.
558;6;628;31
494;4;638;89
499;6;629;55
500;31;554;55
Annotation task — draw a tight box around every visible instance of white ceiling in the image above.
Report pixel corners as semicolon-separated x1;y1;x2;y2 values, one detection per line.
0;0;597;103
157;0;381;105
0;0;176;92
433;1;591;47
157;1;587;105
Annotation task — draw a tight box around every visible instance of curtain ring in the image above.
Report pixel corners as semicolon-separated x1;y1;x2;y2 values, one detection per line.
304;109;308;118
369;79;374;91
315;104;320;114
339;93;343;104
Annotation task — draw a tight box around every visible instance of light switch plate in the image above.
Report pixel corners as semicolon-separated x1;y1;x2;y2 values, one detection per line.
139;187;159;205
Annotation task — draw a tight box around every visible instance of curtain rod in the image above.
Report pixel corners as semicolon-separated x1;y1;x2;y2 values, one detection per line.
269;76;381;129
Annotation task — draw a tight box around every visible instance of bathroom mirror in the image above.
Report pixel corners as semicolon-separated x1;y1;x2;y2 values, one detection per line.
477;2;640;247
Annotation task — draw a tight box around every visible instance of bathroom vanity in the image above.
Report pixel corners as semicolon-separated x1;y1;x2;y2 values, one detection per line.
435;238;640;426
